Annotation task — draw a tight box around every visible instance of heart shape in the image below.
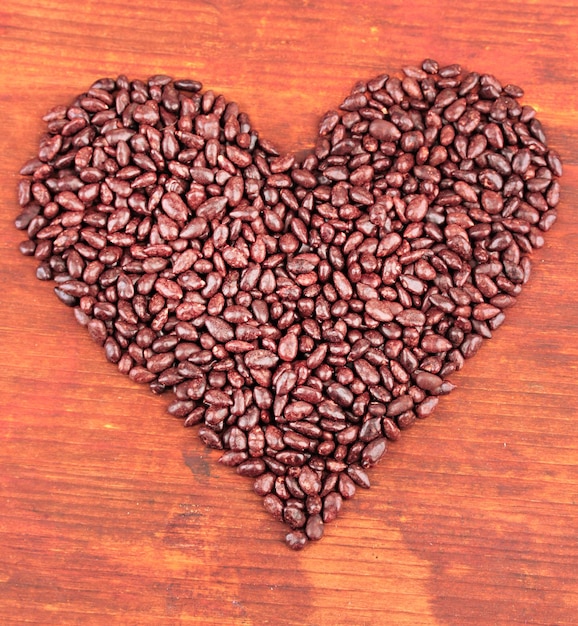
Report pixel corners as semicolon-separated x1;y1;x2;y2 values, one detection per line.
15;60;562;549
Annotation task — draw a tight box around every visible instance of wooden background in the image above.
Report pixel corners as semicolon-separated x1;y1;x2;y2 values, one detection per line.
1;1;577;624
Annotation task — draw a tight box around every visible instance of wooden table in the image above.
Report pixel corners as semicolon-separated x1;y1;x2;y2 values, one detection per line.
1;1;577;624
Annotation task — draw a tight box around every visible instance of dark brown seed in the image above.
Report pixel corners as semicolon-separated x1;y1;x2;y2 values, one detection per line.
461;334;483;359
254;473;275;496
414;371;443;393
245;349;279;369
386;395;414;417
305;514;324;541
421;334;453;353
397;410;417;430
369;119;401;141
365;300;394;322
361;437;387;468
338;473;357;499
406;195;429;222
278;334;299;362
284;505;306;529
298;466;322;496
347;464;371;489
219;450;249;467
205;316;234;342
284;401;314;422
322;492;343;523
354;359;381;385
198;426;223;449
285;530;308;550
327;382;354;407
263;494;284;521
237;458;266;477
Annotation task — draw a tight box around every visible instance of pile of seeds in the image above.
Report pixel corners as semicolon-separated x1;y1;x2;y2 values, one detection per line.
15;60;562;549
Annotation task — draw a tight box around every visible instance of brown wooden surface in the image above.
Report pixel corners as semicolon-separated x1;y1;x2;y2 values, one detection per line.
1;1;577;624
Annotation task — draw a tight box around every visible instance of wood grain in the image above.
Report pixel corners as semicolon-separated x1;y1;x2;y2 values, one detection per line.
1;1;577;624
